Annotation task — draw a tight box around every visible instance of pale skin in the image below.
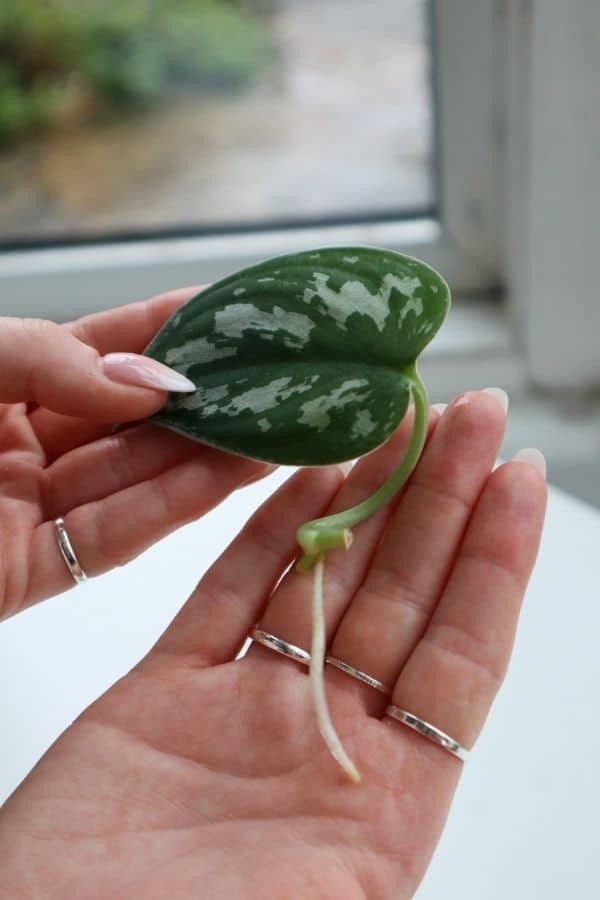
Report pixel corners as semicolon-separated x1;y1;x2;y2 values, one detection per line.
0;292;546;899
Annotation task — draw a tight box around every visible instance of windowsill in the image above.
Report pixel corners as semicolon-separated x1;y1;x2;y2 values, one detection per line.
420;293;526;401
424;299;600;511
1;219;517;398
425;294;511;356
0;218;441;280
2;216;495;322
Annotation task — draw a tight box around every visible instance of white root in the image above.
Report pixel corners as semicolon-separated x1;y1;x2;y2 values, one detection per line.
310;557;361;783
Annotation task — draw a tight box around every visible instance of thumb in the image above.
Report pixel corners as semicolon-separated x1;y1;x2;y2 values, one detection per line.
0;317;195;422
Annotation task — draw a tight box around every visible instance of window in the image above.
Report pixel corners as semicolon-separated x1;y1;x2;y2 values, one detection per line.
0;0;434;245
1;0;502;333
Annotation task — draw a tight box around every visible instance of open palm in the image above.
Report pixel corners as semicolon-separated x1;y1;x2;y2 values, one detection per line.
0;392;546;899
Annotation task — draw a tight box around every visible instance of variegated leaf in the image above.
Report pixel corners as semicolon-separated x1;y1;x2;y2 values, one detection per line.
144;246;450;465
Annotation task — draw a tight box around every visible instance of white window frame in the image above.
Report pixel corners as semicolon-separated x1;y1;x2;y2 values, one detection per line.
504;0;600;390
1;1;596;394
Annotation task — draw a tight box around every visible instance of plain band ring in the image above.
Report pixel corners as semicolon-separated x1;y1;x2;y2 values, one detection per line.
54;517;88;585
249;627;310;666
326;656;392;696
385;705;469;762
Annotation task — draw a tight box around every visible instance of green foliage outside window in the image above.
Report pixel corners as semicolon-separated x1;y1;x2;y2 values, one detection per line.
0;0;270;144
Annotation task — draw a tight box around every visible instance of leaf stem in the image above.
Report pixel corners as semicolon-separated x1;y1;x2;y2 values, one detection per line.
310;557;361;783
297;365;429;571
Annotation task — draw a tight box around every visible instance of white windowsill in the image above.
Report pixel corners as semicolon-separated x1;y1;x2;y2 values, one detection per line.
420;294;526;401
1;219;442;278
1;216;496;323
0;241;519;402
0;216;518;401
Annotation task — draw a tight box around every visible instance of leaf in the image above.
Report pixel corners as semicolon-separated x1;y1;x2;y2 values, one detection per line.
144;246;450;466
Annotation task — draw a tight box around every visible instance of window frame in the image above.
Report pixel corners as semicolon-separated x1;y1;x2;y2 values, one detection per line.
504;0;600;390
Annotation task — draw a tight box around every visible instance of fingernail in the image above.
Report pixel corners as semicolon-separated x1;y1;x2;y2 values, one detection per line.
102;353;196;393
512;447;546;480
482;387;509;414
336;460;354;477
431;402;447;415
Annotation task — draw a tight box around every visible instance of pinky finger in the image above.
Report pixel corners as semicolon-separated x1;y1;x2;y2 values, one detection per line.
387;452;547;755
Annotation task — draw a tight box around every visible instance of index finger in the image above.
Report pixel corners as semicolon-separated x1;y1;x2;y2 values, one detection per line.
66;285;205;353
29;286;205;460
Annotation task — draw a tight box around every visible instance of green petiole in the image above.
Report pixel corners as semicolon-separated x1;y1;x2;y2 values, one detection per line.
297;366;429;571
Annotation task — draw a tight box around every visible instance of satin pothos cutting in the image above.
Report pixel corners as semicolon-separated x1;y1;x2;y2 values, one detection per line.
144;246;451;781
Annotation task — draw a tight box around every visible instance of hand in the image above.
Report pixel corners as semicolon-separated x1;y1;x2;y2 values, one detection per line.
0;391;546;899
0;289;271;620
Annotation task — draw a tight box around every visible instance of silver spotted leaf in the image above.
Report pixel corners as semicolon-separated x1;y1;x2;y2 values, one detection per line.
144;246;450;465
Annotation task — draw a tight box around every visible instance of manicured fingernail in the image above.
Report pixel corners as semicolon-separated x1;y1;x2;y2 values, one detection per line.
102;353;196;393
336;460;354;476
431;402;447;415
483;387;509;414
512;447;546;479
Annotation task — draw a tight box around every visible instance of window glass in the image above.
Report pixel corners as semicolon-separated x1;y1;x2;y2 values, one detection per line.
0;0;433;244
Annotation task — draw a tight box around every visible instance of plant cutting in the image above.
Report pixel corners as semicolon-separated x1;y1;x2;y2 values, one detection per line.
144;246;450;782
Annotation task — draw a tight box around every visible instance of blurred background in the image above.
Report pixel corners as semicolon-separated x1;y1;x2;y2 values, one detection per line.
0;0;432;240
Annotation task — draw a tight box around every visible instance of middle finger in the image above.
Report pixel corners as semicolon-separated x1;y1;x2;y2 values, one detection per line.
42;424;206;517
28;286;201;462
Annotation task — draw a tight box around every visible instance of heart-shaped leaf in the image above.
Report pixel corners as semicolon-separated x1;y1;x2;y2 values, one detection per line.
145;246;450;465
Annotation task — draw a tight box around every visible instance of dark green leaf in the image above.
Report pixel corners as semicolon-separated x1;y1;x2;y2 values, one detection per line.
145;246;450;465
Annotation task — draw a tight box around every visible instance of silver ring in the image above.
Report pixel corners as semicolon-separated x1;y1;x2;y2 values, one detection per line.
249;627;310;666
385;705;469;762
325;656;392;696
54;517;88;585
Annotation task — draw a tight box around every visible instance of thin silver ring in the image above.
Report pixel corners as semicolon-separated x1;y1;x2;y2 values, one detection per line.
385;705;469;762
54;517;88;585
249;627;310;666
326;656;392;696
